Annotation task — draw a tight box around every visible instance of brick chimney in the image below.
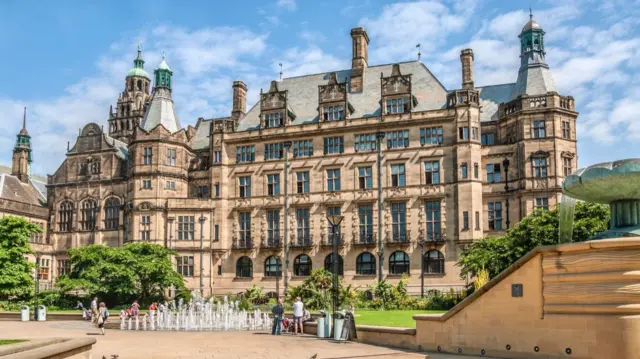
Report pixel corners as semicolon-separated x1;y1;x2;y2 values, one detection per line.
350;27;369;93
460;49;474;89
231;81;247;121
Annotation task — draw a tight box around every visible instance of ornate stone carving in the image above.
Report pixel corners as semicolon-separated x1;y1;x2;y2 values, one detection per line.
318;73;347;104
381;64;411;95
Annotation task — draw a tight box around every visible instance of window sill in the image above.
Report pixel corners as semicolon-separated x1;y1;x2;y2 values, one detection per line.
353;274;376;278
422;273;446;277
291;275;310;279
233;277;254;280
386;274;409;278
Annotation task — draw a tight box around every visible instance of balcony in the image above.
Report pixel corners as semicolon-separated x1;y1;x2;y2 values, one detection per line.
420;232;446;244
321;233;345;248
232;237;253;250
290;236;313;249
261;236;282;250
353;232;376;247
386;230;411;246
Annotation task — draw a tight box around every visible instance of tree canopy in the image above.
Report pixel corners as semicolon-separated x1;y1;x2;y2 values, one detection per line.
0;216;40;300
56;242;184;306
457;202;610;280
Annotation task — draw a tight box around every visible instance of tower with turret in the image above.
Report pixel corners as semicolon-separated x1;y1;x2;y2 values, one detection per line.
12;107;32;183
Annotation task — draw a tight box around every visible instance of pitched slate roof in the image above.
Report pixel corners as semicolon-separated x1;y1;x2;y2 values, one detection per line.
103;133;129;160
192;119;212;150
511;65;556;100
0;165;47;205
477;83;516;122
141;87;182;133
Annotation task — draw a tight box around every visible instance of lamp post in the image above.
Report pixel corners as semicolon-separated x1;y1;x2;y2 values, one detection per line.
327;214;344;325
418;239;426;298
502;157;511;230
34;251;41;320
376;131;385;283
283;141;292;297
199;215;207;295
167;217;175;249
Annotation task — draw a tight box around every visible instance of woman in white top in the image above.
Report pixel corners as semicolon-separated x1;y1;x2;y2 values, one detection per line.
292;297;304;335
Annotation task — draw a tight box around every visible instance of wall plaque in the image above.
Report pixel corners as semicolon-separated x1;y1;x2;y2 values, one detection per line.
511;283;523;297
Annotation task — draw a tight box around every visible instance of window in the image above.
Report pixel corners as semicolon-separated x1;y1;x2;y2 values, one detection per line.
58;202;73;232
327;206;341;236
239;176;251;198
264;143;284;160
385;97;409;114
38;258;50;280
236;256;253;278
420;127;443;145
391;202;407;241
461;163;468;179
424;250;444;274
142;179;152;189
474;163;479;179
532;157;548;178
356;252;376;275
296;208;311;245
264;256;281;277
562;121;571;139
293;254;312;276
386;130;409;149
323;137;344;154
264;112;283;128
391;164;405;187
359;205;373;242
426;200;441;240
293;140;313;157
267;210;280;242
30;223;44;243
327;169;341;191
462;211;469;230
486;163;502;183
79;163;88;175
90;159;100;174
104;198;120;230
488;202;503;230
213;151;222;164
459;127;469;140
354;133;377;152
324;253;344;275
389;251;410;275
424;161;440;185
214;224;219;241
533;120;546;138
196;185;208;198
143;147;152;165
536;197;549;211
177;216;195;240
267;174;280;196
563;157;573;177
166;148;176;166
475;211;480;230
165;181;176;191
358;167;373;189
141;215;151;241
296;172;310;193
236;145;255;163
239;212;251;244
80;199;97;231
472;127;478;140
57;260;70;277
214;183;220;197
177;256;194;277
481;133;495;145
323;105;345;121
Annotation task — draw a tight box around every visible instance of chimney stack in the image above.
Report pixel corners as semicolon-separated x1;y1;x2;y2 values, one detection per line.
460;49;474;89
350;27;370;93
231;81;247;121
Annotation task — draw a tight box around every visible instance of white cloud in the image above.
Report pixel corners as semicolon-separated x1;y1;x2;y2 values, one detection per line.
276;0;296;11
278;47;347;78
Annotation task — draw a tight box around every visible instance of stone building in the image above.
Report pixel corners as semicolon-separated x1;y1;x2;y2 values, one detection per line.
45;18;577;296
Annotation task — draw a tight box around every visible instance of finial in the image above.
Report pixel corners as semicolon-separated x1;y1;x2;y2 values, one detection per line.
162;50;166;60
22;106;27;130
67;142;70;151
416;43;421;61
137;41;142;52
279;63;283;81
529;7;533;20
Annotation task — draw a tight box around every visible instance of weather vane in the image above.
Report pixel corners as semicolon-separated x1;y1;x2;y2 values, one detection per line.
279;62;283;81
416;43;421;61
529;7;533;20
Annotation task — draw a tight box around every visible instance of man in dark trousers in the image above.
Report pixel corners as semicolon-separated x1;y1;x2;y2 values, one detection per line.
271;299;284;335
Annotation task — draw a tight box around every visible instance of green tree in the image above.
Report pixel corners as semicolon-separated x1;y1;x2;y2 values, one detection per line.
0;216;40;300
458;202;609;280
56;242;184;306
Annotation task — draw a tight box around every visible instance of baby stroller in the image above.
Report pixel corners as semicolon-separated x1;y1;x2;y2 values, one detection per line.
281;317;294;333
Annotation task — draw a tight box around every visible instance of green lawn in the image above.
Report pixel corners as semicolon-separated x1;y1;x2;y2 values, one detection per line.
353;310;445;328
0;340;27;346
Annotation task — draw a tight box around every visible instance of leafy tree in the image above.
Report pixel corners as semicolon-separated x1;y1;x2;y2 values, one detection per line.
0;216;40;300
458;202;609;280
56;242;184;306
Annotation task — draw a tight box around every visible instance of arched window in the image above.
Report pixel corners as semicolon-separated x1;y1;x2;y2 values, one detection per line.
58;201;74;232
389;251;410;275
324;253;343;276
236;256;253;278
424;250;445;274
293;254;312;276
104;197;120;230
137;80;142;91
356;252;376;275
80;199;98;231
264;256;281;277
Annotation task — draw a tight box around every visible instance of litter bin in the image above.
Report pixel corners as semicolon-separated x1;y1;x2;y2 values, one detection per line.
324;311;331;338
37;305;46;321
317;316;325;338
333;317;345;341
20;306;29;322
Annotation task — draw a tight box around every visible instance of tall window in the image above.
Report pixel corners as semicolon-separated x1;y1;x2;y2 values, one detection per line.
420;127;443;145
462;211;469;230
359;205;373;242
532;157;548;178
264;112;283;128
391;164;405;187
563;157;573;176
177;256;194;277
386;130;409;149
424;161;440;185
267;210;280;242
391;202;407;241
195;185;208;198
474;163;479;179
143;147;152;165
264;142;284;160
327;206;341;236
267;174;280;196
296;208;310;244
562;121;571;139
166;148;176;166
475;211;480;230
297;172;309;193
481;133;495;145
293;140;313;157
236;145;255;163
141;215;151;240
472;127;479;140
80;199;97;231
354;133;377;152
239;176;251;198
459;127;469;140
426;200;441;240
486;163;502;183
143;179;152;189
532;120;546;138
264;256;281;277
323;105;345;121
104;197;120;230
461;163;468;179
38;258;50;280
385;97;409;114
358;167;373;189
58;202;73;232
213;151;222;164
178;216;195;240
239;212;251;244
236;256;253;278
327;169;341;191
323;137;344;154
293;254;312;276
57;260;70;277
324;253;344;275
424;250;444;274
536;197;549;211
488;202;503;230
356;252;376;275
389;251;410;275
214;183;220;197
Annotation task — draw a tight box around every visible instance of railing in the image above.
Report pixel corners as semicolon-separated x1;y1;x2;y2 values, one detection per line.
232;237;253;250
421;232;446;243
354;232;376;246
446;89;480;108
261;236;282;249
387;230;411;245
321;233;345;247
290;236;313;248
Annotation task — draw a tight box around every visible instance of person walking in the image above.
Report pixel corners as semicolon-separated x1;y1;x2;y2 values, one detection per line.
97;302;107;335
271;299;284;335
90;297;98;324
292;297;305;335
131;300;140;319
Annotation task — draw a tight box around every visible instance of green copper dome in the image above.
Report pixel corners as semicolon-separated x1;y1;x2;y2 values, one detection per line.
126;67;150;78
126;45;150;79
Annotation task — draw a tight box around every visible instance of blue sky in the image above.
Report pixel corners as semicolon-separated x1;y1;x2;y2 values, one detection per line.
0;0;638;175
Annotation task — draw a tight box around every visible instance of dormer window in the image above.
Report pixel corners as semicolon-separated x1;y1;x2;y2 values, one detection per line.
385;98;409;114
261;81;294;129
323;105;345;121
264;112;283;128
381;64;413;116
318;72;352;122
